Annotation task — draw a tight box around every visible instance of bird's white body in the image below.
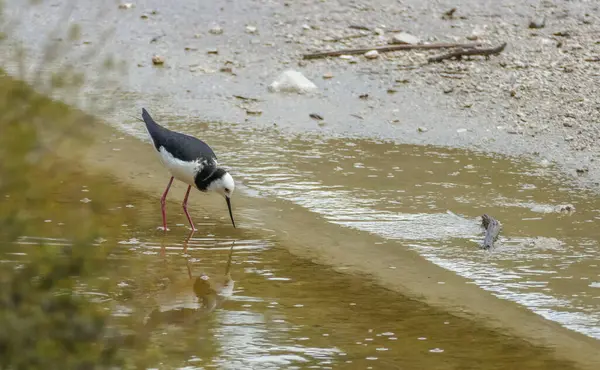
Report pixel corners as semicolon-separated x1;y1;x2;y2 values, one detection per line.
157;146;202;187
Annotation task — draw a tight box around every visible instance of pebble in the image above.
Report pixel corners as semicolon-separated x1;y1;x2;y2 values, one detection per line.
209;26;224;35
118;3;134;9
322;73;334;79
302;24;312;31
529;16;546;29
418;127;428;133
364;50;379;59
245;25;257;34
269;70;318;94
389;32;420;45
151;55;165;65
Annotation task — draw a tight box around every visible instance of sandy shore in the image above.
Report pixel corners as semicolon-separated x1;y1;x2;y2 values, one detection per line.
2;0;600;190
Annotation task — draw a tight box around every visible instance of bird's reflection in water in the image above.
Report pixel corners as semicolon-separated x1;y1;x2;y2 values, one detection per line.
144;235;236;330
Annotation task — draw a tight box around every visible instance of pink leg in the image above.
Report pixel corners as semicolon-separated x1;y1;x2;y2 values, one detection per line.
160;177;174;231
182;185;197;231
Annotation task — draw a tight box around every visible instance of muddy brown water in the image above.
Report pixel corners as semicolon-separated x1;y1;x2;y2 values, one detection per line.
7;109;595;368
118;114;600;341
6;165;579;370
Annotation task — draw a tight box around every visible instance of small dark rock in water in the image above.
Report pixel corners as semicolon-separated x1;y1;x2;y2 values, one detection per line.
553;30;570;37
529;16;546;29
555;204;576;214
309;113;323;120
576;167;589;174
359;94;369;99
443;87;454;94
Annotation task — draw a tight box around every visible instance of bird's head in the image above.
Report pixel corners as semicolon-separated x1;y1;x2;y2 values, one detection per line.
206;170;236;228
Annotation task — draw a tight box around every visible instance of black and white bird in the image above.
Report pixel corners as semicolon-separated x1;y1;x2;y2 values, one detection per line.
140;108;236;231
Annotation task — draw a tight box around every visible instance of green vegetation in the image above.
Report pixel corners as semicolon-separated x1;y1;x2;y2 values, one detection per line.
0;2;128;368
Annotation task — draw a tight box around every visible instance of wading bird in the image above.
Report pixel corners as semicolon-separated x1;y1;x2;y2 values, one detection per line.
140;108;236;231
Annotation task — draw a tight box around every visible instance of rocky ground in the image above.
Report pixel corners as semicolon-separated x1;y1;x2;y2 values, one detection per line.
3;0;600;189
272;0;600;186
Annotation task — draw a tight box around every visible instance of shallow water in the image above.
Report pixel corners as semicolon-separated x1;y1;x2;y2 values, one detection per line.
6;172;578;369
117;117;600;343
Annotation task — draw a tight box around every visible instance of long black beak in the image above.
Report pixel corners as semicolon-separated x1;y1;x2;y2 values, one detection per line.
226;197;236;228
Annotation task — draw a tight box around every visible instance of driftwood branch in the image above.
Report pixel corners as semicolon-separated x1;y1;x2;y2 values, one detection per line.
481;214;501;250
428;42;507;63
303;42;482;60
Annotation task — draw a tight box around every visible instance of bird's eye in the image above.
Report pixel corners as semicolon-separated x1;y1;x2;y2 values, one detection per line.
225;188;230;193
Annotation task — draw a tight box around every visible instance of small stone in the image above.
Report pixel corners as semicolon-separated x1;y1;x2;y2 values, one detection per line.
565;136;574;142
245;25;257;34
207;48;219;54
339;54;354;60
269;70;318;94
359;94;369;99
323;73;334;79
466;34;478;41
442;8;457;20
209;26;224;35
151;55;165;65
456;128;467;133
529;16;546;29
302;24;312;31
570;43;583;50
563;120;574;128
364;50;379;59
576;167;589;174
245;109;262;116
374;28;384;35
443;87;454;94
309;113;323;120
553;30;570;37
389;32;420;45
140;14;148;19
555;204;576;214
118;3;134;9
418;127;428;133
194;34;202;39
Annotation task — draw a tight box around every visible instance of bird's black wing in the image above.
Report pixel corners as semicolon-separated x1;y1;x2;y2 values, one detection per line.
142;108;217;163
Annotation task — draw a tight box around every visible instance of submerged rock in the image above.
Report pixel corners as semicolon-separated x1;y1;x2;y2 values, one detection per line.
268;70;318;94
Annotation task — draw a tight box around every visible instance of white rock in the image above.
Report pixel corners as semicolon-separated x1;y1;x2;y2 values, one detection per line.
268;70;318;94
245;25;257;34
118;3;134;9
364;50;379;59
209;26;224;35
390;32;420;45
302;24;312;30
